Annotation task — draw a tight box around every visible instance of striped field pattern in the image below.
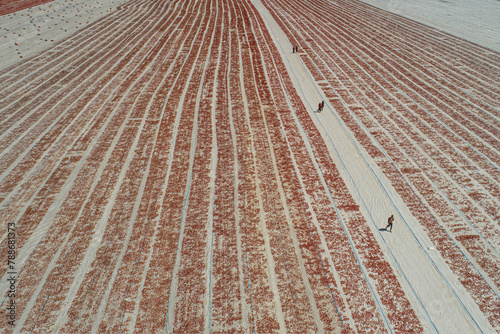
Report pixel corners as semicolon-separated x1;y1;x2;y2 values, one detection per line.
0;0;498;332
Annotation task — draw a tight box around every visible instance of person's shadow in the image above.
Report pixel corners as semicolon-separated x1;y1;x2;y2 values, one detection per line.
379;228;390;232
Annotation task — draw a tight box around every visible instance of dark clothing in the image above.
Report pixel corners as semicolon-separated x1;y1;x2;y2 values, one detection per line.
386;215;394;232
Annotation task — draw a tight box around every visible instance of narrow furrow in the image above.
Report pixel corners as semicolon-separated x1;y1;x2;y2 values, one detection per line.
170;0;220;331
232;37;281;334
209;1;245;331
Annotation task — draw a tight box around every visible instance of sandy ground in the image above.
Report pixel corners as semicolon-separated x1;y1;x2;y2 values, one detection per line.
0;0;129;70
361;0;500;52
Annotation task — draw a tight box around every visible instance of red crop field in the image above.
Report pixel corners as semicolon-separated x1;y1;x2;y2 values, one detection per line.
0;0;498;332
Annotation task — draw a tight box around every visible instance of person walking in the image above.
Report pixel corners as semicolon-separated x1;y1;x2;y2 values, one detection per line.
386;215;394;232
318;102;322;112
